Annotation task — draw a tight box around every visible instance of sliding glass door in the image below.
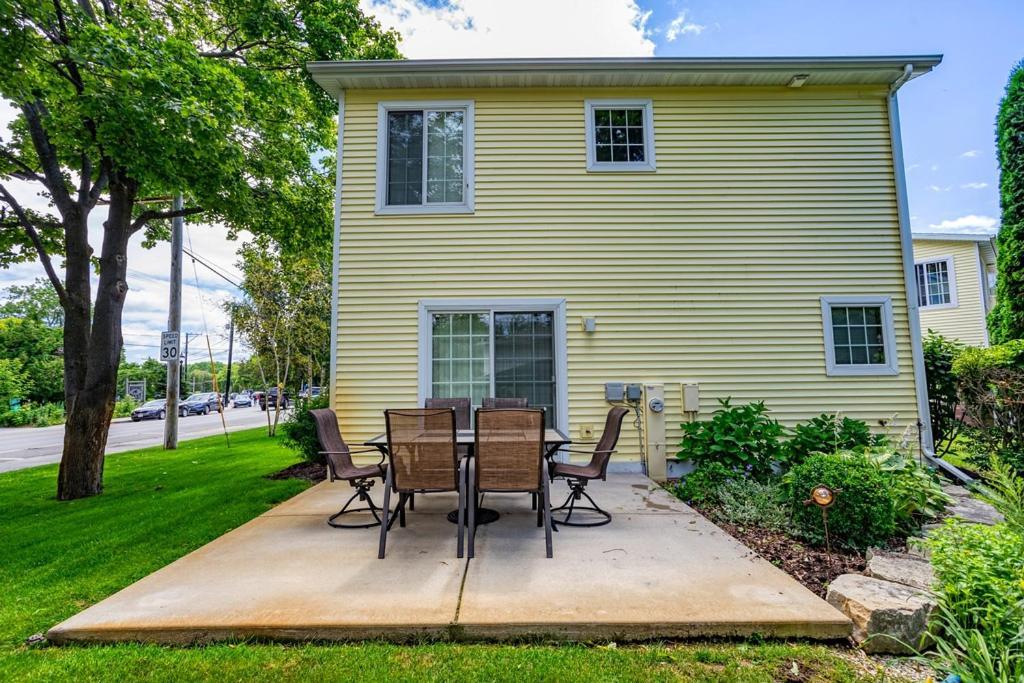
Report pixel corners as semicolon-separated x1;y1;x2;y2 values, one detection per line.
428;308;557;425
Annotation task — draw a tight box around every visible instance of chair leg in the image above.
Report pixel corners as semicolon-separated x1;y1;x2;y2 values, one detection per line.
531;492;537;510
536;492;543;527
541;477;553;559
468;489;477;558
457;460;466;558
409;492;415;511
378;469;394;559
550;479;612;527
327;482;383;529
398;493;407;528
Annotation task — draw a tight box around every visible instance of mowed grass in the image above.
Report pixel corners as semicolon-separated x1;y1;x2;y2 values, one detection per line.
0;428;888;682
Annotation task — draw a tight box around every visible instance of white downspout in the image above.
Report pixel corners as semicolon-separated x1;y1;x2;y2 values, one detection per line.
329;91;345;411
887;65;935;454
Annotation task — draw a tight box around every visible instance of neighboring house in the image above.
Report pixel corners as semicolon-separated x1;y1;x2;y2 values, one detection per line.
912;232;997;347
309;56;942;472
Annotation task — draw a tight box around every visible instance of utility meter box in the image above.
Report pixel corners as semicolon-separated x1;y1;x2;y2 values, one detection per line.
682;383;700;413
625;383;643;402
604;382;625;402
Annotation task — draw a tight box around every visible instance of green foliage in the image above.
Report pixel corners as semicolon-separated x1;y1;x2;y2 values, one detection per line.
835;447;950;531
112;398;137;419
0;279;64;326
0;316;64;403
676;398;785;479
953;339;1024;472
0;357;27;402
671;461;734;506
977;455;1024;533
785;413;883;464
713;478;789;531
990;60;1024;343
280;395;330;463
784;453;897;550
0;401;64;427
923;601;1024;683
923;332;966;455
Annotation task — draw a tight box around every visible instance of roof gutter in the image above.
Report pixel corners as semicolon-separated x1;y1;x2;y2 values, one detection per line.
888;63;915;96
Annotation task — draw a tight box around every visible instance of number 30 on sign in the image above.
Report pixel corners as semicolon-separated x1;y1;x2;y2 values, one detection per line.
160;331;180;363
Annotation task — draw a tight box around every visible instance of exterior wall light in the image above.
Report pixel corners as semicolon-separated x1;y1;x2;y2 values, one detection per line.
582;317;597;333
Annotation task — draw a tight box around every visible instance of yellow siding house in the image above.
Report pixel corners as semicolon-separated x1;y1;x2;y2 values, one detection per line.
912;233;997;346
309;56;943;475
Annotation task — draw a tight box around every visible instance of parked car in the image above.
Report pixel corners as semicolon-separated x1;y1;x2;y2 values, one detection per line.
180;392;223;416
260;387;290;411
232;393;252;408
130;400;167;422
299;386;322;400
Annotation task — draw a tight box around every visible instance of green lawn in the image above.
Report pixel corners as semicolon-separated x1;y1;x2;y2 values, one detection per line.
0;428;894;682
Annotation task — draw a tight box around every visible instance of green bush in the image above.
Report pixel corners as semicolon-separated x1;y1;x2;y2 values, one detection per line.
922;332;965;456
785;412;883;463
714;478;789;531
280;395;330;463
836;447;950;532
113;398;137;418
672;461;733;506
784;453;897;550
952;339;1024;472
0;401;65;427
677;398;785;479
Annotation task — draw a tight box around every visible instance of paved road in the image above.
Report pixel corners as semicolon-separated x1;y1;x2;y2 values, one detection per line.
0;406;285;474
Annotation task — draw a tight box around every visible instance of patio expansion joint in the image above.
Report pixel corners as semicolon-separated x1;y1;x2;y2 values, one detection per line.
453;555;471;627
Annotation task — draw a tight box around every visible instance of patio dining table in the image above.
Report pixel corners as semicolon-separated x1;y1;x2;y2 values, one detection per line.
363;428;571;525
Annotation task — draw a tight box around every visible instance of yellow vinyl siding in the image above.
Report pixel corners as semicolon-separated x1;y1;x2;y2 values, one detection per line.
335;86;921;463
914;239;989;346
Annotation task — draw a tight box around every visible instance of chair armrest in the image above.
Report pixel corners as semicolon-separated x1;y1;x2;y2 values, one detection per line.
556;448;616;456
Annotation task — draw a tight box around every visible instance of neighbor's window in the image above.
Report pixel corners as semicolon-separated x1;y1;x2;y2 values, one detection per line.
915;257;956;308
820;296;898;376
585;99;655;171
378;102;474;213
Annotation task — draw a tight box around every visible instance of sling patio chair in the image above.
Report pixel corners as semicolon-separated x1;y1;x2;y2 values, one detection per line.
379;408;468;559
548;406;629;527
470;408;553;558
424;397;471;430
311;408;387;529
482;397;528;409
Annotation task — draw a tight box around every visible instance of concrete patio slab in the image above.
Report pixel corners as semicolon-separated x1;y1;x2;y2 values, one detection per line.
48;474;850;644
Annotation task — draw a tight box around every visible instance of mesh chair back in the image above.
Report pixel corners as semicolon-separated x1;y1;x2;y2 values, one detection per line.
474;408;545;491
311;408;354;475
425;397;471;430
385;408;459;492
591;406;630;475
482;397;528;409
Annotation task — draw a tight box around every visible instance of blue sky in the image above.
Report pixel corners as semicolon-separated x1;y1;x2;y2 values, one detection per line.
3;0;1022;360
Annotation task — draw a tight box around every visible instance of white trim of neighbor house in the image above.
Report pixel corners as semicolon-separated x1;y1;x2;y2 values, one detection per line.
416;298;569;432
888;89;934;451
583;99;656;172
975;242;991;346
820;295;899;377
374;100;475;215
328;92;345;410
914;254;958;310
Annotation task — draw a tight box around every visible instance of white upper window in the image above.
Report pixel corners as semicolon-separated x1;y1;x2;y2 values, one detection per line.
584;99;656;172
914;257;957;309
376;101;474;214
820;296;899;376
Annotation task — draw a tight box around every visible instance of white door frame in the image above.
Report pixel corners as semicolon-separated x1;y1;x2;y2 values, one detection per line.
417;298;569;432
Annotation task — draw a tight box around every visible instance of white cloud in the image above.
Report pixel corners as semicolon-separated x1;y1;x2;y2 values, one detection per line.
664;10;706;41
928;184;951;192
960;181;988;190
360;0;656;57
960;149;979;158
930;164;940;171
927;214;999;233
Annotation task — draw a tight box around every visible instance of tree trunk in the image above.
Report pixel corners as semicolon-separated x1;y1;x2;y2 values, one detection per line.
57;176;135;500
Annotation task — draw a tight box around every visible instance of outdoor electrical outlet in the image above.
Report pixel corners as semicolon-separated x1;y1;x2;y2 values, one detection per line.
580;424;594;439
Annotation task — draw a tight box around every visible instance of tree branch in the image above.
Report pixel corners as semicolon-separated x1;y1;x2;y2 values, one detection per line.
0;183;69;307
21;100;76;220
0;148;45;183
129;206;204;233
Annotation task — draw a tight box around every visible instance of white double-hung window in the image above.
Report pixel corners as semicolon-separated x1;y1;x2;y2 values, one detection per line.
376;101;474;214
914;257;957;308
820;296;899;376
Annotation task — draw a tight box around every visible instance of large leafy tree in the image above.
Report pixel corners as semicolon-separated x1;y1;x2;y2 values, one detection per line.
990;61;1024;343
0;1;399;498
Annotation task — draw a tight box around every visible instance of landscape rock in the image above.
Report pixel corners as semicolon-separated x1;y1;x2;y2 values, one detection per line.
826;574;935;654
942;484;971;499
864;549;934;591
947;496;1004;525
905;537;931;560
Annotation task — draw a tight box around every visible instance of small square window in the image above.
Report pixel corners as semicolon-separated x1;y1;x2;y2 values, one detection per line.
821;297;898;376
585;100;655;172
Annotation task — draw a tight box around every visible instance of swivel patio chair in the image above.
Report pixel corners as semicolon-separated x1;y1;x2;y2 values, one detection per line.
548;406;629;527
471;408;553;558
379;408;467;559
311;408;387;529
482;397;528;409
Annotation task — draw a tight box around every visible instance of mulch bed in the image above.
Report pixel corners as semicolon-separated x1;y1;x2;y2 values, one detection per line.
689;503;866;598
267;461;326;483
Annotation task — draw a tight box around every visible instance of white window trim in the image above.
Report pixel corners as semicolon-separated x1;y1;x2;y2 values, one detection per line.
417;298;569;433
820;295;899;377
914;255;958;310
375;100;475;215
584;98;656;172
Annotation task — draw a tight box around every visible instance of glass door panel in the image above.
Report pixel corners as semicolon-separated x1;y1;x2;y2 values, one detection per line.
493;312;555;425
431;313;491;417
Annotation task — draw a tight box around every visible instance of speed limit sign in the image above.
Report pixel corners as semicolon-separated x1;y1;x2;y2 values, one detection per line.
160;331;180;363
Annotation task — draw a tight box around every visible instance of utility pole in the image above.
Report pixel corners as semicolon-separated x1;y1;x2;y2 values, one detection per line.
163;194;183;449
